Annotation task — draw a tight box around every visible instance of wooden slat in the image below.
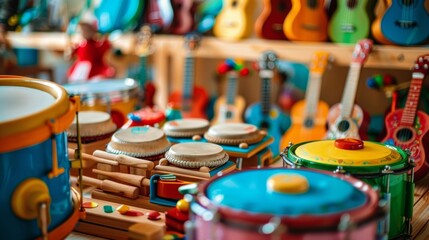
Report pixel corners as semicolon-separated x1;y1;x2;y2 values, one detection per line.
413;173;429;240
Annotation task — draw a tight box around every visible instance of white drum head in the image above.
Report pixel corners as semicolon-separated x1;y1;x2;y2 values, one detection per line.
207;123;258;138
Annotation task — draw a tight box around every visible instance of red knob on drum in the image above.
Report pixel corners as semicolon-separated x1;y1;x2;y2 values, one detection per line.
335;138;364;150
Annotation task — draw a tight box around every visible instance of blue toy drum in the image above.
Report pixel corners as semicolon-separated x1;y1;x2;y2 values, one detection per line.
188;168;387;240
0;77;79;239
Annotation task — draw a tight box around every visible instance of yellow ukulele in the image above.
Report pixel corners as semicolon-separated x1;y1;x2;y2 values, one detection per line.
213;0;256;41
283;0;328;42
281;51;331;148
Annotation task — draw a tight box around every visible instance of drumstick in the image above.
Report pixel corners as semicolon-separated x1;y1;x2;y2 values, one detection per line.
80;176;139;199
93;150;154;170
92;169;150;187
68;148;119;166
155;165;209;178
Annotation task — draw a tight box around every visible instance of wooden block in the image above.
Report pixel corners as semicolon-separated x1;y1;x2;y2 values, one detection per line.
75;197;165;240
91;189;171;212
128;223;165;240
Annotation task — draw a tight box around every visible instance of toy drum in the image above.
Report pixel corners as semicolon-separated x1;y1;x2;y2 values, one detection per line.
154;142;235;182
0;77;80;239
163;118;210;142
107;126;171;162
282;138;414;239
63;78;138;128
67;110;117;155
189;168;386;240
205;123;273;169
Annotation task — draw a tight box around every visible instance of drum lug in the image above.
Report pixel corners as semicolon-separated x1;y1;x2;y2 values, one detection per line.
260;217;286;240
381;165;393;175
280;143;301;168
334;166;346;174
338;214;356;240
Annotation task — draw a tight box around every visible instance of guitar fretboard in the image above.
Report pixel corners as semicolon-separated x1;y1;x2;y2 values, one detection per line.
182;55;194;110
226;71;238;105
340;62;362;117
139;56;148;89
260;70;273;116
400;73;424;126
304;72;323;118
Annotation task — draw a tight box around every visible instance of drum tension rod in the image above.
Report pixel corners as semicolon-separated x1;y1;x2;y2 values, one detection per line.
48;119;65;179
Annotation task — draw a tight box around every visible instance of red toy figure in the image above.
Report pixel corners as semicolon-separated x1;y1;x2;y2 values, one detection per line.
65;14;115;82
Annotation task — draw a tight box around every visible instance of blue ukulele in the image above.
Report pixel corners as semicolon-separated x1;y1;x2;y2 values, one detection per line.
245;51;291;157
380;0;429;45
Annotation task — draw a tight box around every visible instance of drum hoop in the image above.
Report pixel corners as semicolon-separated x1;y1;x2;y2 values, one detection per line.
204;132;264;145
286;142;410;174
197;168;380;229
106;143;170;158
0;78;70;138
165;151;229;168
64;79;138;102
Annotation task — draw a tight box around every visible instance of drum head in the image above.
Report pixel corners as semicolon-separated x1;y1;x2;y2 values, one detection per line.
163;118;209;137
288;140;408;173
165;142;229;168
67;111;117;137
207;123;258;138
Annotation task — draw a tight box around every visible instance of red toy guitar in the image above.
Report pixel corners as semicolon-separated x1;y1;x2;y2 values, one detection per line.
383;54;429;180
254;0;292;40
326;39;373;140
169;0;196;34
144;0;174;33
168;33;209;119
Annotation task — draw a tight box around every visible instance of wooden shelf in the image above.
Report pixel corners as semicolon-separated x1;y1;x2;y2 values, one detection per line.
7;32;427;108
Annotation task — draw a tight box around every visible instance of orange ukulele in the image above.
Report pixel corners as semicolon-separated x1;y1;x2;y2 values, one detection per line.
281;51;331;148
383;54;429;180
371;0;393;45
255;0;292;40
168;33;209;119
283;0;328;42
326;39;373;140
213;0;256;41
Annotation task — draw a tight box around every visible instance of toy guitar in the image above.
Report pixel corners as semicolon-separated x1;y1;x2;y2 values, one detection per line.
383;54;429;180
212;59;249;124
283;0;328;42
168;33;209;119
135;25;156;108
245;51;291;157
94;0;144;33
195;0;223;34
255;0;292;40
144;0;174;33
379;0;429;46
371;0;393;45
121;25;166;129
169;0;196;34
326;39;373;140
328;0;370;44
213;0;256;41
281;51;331;148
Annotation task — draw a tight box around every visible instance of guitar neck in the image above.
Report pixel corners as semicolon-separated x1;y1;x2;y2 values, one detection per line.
400;74;424;126
226;71;238;105
183;55;195;102
340;62;362;117
304;72;323;117
139;55;148;89
260;69;273;116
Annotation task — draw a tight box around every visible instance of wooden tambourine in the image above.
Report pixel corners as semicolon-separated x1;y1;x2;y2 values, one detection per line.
164;142;229;169
67;110;117;154
163;118;209;140
204;123;266;148
106;126;171;160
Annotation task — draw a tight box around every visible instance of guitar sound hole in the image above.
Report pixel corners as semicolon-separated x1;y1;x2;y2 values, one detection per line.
226;111;233;119
396;128;413;142
307;0;318;9
401;0;413;6
175;3;182;9
347;0;357;8
304;118;314;128
231;0;238;7
279;2;287;11
261;121;269;129
337;120;350;132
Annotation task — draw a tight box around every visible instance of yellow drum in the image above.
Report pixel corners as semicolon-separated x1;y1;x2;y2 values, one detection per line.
63;78;138;128
282;138;414;239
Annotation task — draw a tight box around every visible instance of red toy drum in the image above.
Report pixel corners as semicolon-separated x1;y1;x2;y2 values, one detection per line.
188;168;387;240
